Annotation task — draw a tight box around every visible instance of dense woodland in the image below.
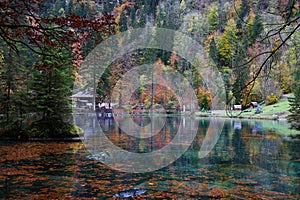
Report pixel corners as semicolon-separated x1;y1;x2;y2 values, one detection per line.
0;0;300;138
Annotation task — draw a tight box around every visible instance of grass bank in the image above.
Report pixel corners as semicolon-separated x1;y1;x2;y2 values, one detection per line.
196;97;292;120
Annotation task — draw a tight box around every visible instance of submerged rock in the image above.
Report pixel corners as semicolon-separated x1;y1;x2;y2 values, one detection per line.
113;188;147;198
86;152;111;162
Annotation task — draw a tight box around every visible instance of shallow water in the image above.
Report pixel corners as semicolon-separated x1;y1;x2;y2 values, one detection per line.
0;115;299;199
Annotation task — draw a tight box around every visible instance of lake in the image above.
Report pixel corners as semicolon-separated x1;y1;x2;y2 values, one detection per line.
1;114;299;199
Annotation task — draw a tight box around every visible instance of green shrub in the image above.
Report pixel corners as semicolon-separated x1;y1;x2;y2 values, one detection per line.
26;118;80;138
165;101;175;110
266;93;278;105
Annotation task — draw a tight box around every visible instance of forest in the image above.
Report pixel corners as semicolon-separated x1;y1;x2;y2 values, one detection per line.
0;0;300;138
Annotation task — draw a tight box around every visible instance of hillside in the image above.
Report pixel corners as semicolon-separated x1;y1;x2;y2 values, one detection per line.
1;0;300;136
197;94;294;120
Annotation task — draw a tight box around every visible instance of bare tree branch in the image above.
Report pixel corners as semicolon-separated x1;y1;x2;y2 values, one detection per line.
232;22;300;102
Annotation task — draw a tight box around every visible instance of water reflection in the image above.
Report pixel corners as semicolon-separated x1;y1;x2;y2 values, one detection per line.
73;113;300;175
1;115;299;199
76;113;203;173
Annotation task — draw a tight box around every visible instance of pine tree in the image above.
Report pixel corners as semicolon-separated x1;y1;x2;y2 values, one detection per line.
246;13;263;46
201;94;210;111
75;2;86;17
149;0;159;17
209;37;219;65
66;0;74;16
103;0;115;13
130;7;136;27
288;68;300;130
55;0;66;13
236;0;250;30
29;44;76;137
208;3;219;33
286;29;300;130
137;5;147;27
119;10;128;32
0;43;32;137
239;0;250;19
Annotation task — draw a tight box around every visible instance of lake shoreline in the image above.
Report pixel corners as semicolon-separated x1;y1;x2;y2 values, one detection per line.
121;110;289;121
194;110;289;121
0;137;84;142
1;110;299;141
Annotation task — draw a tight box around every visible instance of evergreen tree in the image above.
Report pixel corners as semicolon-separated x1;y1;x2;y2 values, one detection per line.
29;44;76;137
55;0;66;13
74;2;86;17
253;15;263;37
208;3;219;33
103;0;116;13
286;28;300;129
156;7;166;27
201;94;210;111
97;68;112;100
209;37;219;65
119;10;128;32
239;0;250;19
0;43;32;137
130;7;137;27
66;0;74;16
137;5;147;27
218;19;237;66
236;0;250;29
288;68;300;130
246;13;263;46
149;0;159;16
38;1;55;18
217;0;227;31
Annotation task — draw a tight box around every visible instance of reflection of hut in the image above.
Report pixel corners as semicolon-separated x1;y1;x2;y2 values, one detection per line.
234;121;242;130
70;92;94;109
97;102;117;118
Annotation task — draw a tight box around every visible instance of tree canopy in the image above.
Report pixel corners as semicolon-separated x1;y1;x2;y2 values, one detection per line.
1;0;300;138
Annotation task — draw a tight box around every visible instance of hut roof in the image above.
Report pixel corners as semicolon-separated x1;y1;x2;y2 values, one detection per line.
70;91;94;98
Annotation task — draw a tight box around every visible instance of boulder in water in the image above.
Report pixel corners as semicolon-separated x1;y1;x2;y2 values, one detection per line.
113;188;146;198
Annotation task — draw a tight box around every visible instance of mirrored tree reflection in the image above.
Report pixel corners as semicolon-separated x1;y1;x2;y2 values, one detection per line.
1;116;299;199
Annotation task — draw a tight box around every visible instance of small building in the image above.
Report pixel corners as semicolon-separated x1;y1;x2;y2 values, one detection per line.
251;102;258;108
233;105;242;110
70;91;95;109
